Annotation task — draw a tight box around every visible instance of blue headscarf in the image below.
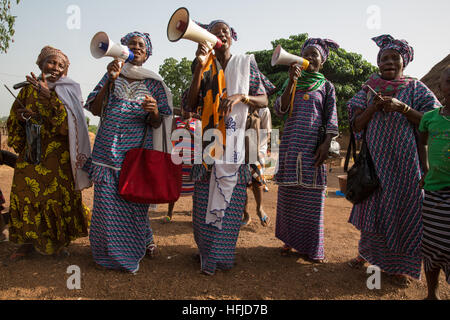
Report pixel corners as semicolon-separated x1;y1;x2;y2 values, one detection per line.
120;31;152;61
196;20;238;41
372;34;414;67
301;38;340;62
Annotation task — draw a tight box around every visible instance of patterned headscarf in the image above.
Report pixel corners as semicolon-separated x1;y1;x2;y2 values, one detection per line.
301;38;340;62
120;32;152;61
36;45;70;72
196;20;238;41
372;34;414;67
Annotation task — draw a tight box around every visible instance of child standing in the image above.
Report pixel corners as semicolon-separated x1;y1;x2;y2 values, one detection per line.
418;66;450;299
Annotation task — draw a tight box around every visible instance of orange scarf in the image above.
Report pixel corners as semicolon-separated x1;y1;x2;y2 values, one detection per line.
199;54;227;163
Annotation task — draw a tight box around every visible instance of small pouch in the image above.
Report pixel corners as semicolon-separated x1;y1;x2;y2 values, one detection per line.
24;119;42;165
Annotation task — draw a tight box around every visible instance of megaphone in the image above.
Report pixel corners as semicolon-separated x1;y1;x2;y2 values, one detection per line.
90;31;135;62
167;7;222;50
271;45;309;69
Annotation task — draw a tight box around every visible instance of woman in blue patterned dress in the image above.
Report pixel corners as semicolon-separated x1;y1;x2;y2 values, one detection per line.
84;32;172;274
274;38;339;263
185;20;275;275
347;35;441;286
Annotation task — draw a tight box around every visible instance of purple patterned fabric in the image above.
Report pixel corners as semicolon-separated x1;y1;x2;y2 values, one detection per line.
301;38;340;62
372;34;414;67
196;20;238;41
276;186;326;260
347;79;440;279
274;79;338;261
120;31;152;61
192;165;250;275
274;80;339;187
83;73;171;273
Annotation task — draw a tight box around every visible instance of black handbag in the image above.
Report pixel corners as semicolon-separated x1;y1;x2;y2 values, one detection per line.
344;126;380;204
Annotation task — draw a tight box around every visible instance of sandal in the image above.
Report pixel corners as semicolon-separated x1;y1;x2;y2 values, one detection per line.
146;243;159;259
54;247;70;260
162;216;172;223
280;244;292;256
241;216;252;226
348;256;366;269
4;244;34;265
311;258;328;264
391;275;412;288
259;213;270;227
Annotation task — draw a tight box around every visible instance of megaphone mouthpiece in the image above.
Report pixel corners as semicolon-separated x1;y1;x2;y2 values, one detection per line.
98;42;109;52
176;20;188;33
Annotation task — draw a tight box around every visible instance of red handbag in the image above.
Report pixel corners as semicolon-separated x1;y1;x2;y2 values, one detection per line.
118;120;182;204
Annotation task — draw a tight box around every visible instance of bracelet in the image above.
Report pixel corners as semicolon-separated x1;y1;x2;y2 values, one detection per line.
242;95;250;105
402;104;411;114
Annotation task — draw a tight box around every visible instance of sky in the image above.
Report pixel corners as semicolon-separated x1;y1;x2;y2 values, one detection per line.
0;0;448;125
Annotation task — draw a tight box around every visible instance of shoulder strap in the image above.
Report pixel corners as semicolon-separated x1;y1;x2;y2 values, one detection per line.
344;125;357;172
321;81;331;127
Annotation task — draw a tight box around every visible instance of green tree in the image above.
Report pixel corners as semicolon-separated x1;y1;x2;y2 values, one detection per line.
159;57;193;111
0;0;20;53
248;34;378;132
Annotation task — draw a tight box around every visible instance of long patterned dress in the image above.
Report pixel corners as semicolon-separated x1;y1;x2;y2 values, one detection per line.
274;80;338;261
7;85;89;255
186;60;275;275
84;74;171;273
347;79;439;279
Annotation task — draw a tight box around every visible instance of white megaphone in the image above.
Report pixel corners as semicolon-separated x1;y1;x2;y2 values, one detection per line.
271;45;309;70
167;7;223;51
90;31;135;63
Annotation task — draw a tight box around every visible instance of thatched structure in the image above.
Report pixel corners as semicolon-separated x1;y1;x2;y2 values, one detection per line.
420;54;450;104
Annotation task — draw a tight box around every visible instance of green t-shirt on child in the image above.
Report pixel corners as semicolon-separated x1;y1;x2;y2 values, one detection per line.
419;107;450;191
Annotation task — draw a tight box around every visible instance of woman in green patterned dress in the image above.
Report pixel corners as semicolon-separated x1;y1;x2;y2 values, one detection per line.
6;46;92;261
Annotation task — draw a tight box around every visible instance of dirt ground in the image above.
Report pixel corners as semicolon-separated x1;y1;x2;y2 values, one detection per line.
0;134;448;300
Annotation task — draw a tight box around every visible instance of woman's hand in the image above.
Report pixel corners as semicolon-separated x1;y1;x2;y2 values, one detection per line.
218;94;243;117
379;97;405;113
289;63;302;82
370;94;385;112
419;176;426;189
142;95;158;116
314;141;330;167
107;59;123;80
26;72;51;99
15;107;35;122
195;43;212;69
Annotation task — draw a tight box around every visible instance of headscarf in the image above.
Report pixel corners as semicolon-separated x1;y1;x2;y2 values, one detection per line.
196;20;238;41
301;38;340;62
372;34;414;67
36;46;70;73
120;31;152;61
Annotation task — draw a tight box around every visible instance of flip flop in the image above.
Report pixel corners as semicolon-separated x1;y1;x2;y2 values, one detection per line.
241;216;252;226
161;216;172;224
390;275;412;288
259;213;271;227
348;257;366;269
280;245;292;256
3;247;32;266
146;243;159;259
